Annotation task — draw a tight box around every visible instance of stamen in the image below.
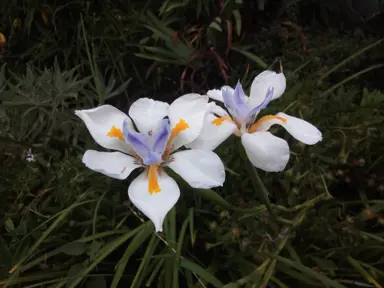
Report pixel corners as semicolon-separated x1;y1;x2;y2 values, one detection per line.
148;164;161;194
212;116;233;126
162;119;189;159
248;115;287;133
107;126;124;141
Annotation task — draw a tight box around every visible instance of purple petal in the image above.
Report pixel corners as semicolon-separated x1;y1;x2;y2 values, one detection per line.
247;86;274;118
233;81;250;118
221;86;235;112
152;119;171;155
125;129;151;161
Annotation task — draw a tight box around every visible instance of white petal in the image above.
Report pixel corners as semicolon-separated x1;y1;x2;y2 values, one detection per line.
248;71;286;108
82;150;140;180
129;98;169;134
241;132;290;172
168;93;208;150
206;102;229;117
276;113;322;145
168;149;225;188
207;89;224;102
186;113;237;150
128;170;180;232
75;105;134;153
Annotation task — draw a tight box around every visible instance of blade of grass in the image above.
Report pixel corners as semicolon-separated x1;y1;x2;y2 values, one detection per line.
130;234;160;288
21;229;130;273
173;216;189;288
111;224;153;288
246;160;276;219
8;195;93;281
181;259;224;288
320;64;384;98
146;259;164;287
319;38;383;81
67;222;149;288
347;256;383;288
274;255;347;288
231;47;268;69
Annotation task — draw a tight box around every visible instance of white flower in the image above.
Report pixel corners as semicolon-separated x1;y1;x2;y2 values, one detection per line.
188;70;322;172
75;94;225;232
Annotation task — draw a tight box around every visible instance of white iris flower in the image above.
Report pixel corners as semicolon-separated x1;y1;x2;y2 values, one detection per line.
76;94;225;232
188;70;323;172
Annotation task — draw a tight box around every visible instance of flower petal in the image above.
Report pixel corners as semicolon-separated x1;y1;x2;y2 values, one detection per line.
249;71;286;108
206;102;229;117
241;132;290;172
82;150;140;180
128;170;180;232
232;81;250;119
152;119;171;154
276;113;322;145
129;98;169;135
186;113;237;150
207;89;224;102
168;93;208;150
75;105;134;153
168;149;225;188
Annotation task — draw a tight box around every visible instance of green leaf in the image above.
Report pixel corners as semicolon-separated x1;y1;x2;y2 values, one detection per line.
232;10;242;36
5;218;15;232
246;161;276;218
130;234;160;288
173;216;189;288
66;264;83;288
319;38;383;81
146;259;164;287
58;242;85;256
188;208;195;246
67;223;148;288
274;255;347;288
111;224;153;288
196;189;265;214
181;259;224;288
85;277;107;288
231;47;268;68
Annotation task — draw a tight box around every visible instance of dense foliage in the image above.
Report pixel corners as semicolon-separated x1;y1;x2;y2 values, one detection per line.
1;0;384;287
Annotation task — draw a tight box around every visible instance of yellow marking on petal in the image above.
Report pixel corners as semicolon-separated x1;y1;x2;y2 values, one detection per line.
121;167;126;174
248;115;287;133
162;119;190;159
148;164;161;194
170;119;189;142
107;126;124;141
212;116;233;126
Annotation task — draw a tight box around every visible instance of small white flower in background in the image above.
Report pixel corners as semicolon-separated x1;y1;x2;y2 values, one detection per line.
75;94;225;232
188;70;322;172
25;148;35;162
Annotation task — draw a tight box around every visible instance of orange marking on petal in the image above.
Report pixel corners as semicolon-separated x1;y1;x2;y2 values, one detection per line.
170;119;189;141
162;119;190;159
212;116;233;126
148;164;161;194
248;115;287;133
107;126;124;141
121;167;126;173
